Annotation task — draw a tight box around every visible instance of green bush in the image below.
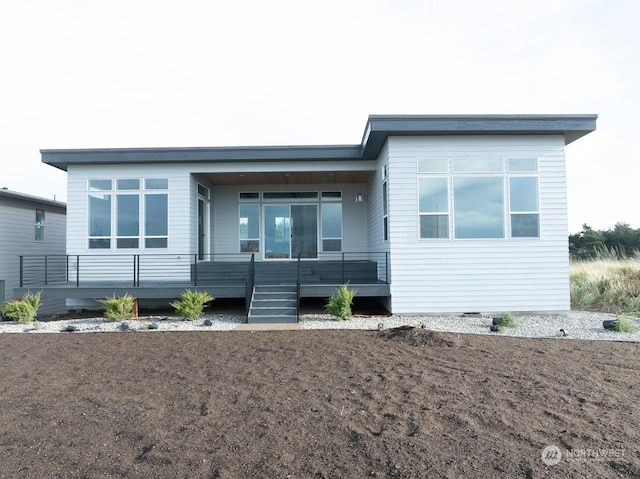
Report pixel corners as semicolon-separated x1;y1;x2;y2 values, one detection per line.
495;312;517;329
0;291;41;323
170;290;214;320
613;316;638;333
325;283;357;321
99;294;136;321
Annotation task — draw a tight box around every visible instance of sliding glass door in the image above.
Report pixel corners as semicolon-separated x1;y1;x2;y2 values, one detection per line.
264;204;317;259
291;204;318;259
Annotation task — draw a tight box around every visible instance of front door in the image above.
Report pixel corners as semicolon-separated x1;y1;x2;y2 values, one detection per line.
264;204;317;259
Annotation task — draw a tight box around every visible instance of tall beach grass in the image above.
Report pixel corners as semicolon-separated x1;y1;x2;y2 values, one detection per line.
570;255;640;314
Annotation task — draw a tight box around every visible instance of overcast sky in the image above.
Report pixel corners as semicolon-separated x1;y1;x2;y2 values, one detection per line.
1;0;637;233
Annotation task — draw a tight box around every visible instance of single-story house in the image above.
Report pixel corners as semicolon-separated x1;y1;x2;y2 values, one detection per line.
0;188;66;314
20;114;597;321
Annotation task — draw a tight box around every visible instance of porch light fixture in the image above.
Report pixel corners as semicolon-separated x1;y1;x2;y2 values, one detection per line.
356;193;365;203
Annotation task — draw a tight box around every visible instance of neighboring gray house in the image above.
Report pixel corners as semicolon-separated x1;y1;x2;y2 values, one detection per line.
23;114;597;321
0;188;66;314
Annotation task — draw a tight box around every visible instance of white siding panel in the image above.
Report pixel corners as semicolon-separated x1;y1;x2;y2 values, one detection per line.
387;135;570;314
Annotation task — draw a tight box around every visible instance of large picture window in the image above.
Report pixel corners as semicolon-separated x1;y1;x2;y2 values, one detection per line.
417;158;540;239
454;177;504;239
87;179;168;249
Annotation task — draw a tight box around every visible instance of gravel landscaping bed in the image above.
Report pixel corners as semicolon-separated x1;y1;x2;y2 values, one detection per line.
301;310;640;342
0;314;243;334
1;310;639;341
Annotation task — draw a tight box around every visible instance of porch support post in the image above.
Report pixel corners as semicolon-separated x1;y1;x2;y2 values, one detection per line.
194;254;198;286
386;252;389;284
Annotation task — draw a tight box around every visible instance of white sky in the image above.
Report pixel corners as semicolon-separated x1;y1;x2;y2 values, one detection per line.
1;0;637;234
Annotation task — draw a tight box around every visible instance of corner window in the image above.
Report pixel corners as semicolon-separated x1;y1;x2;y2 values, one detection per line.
35;209;45;241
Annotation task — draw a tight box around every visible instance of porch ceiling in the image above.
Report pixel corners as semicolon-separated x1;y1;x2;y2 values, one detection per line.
203;171;372;185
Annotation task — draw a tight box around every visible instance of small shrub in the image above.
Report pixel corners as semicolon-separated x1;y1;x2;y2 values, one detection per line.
170;290;214;320
612;316;638;333
325;283;357;321
0;291;41;323
495;312;517;328
99;294;136;322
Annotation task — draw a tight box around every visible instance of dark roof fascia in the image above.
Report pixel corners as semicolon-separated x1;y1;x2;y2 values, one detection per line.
360;114;598;159
0;189;66;210
41;145;365;171
41;114;598;171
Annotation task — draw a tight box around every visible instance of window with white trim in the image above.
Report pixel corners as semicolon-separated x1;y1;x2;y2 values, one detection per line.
321;192;342;251
87;178;168;249
418;158;539;239
510;176;539;237
418;177;448;238
382;164;389;241
239;204;260;253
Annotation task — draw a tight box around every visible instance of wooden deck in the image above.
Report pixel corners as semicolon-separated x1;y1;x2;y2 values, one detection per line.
15;260;390;302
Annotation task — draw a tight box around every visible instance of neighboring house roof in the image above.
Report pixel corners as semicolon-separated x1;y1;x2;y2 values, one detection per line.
0;188;67;210
41;114;598;171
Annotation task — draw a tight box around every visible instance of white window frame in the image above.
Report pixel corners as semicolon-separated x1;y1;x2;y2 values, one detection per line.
417;157;540;240
86;178;169;250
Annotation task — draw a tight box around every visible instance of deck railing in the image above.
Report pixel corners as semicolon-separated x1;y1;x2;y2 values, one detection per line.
296;253;302;322
245;254;255;322
18;251;390;288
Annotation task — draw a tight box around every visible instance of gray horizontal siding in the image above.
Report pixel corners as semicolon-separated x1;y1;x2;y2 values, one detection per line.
0;196;66;314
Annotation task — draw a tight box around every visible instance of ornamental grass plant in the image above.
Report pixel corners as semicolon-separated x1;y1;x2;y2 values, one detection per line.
0;291;41;323
570;257;640;314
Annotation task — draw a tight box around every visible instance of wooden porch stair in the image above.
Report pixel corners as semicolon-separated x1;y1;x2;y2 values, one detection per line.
247;284;298;324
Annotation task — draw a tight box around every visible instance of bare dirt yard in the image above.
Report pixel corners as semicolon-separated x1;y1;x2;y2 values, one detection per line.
0;326;639;478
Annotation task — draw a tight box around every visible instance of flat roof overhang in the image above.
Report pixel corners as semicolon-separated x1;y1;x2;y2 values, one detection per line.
41;114;597;171
360;114;599;159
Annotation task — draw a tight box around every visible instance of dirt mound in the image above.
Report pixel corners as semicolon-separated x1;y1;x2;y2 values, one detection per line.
378;324;460;347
